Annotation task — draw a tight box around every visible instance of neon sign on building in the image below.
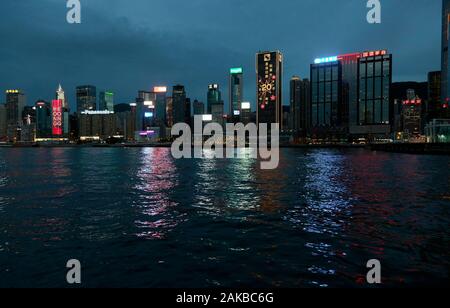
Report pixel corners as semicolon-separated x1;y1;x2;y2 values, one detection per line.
52;99;63;136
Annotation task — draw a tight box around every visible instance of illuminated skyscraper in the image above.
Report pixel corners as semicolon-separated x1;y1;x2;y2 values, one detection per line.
229;68;243;121
35;100;51;139
76;85;97;113
56;84;68;110
310;58;344;135
154;86;167;125
256;51;283;127
99;91;114;111
207;84;222;114
5;90;26;142
172;85;186;125
442;0;450;104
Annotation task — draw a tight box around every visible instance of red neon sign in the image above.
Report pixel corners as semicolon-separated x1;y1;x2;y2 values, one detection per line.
362;50;387;58
52;99;63;136
402;99;422;106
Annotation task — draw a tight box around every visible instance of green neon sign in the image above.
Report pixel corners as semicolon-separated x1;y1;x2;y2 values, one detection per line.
230;68;243;74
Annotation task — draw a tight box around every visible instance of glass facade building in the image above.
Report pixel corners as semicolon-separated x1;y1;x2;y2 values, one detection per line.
310;60;343;129
99;91;114;111
358;53;392;126
229;68;243;121
76;85;97;113
207;84;222;114
172;85;186;125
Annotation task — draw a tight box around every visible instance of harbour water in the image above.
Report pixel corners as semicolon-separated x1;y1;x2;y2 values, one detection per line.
0;148;448;287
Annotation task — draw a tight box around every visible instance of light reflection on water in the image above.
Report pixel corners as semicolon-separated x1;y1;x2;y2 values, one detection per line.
133;148;184;240
0;147;449;287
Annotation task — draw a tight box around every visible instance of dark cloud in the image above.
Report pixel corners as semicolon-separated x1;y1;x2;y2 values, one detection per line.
0;0;442;111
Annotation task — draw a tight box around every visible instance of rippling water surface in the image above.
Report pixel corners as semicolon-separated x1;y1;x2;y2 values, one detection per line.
0;148;449;287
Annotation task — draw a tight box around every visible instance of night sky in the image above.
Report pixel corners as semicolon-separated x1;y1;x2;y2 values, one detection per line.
0;0;442;111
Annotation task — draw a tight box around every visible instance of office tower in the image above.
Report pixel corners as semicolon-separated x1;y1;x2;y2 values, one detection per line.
230;68;243;121
172;85;186;125
310;58;344;135
185;98;192;126
241;102;252;125
52;99;64;136
76;85;96;113
166;96;173;128
207;84;222;114
290;76;311;135
427;71;443;122
5;89;26;142
22;106;36;125
136;90;156;131
338;53;360;134
193;99;205;115
78;110;117;141
357;51;392;137
402;97;422;137
99;91;114;111
442;0;450;103
311;50;392;139
56;84;68;110
300;79;311;133
211;103;224;127
282;106;290;131
256;51;283;127
154;86;167;125
0;104;6;140
35;100;51;139
290;76;301;132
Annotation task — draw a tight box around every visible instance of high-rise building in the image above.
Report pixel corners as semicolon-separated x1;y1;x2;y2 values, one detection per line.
56;84;68;110
241;102;252;125
0;104;6;140
5;89;26;142
154;86;167;125
207;84;222;114
357;51;392;137
402;97;423;137
427;71;444;122
99;91;114;111
78;110;117;141
310;58;345;136
76;85;96;113
172;85;186;125
230;67;243;121
289;76;311;135
309;50;392;139
290;76;301;132
256;51;283;127
166;96;173;128
193;100;205;115
442;0;450;104
35;100;51;139
185;98;192;126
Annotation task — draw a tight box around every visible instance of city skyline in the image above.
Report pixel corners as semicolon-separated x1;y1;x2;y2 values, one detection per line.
0;0;442;111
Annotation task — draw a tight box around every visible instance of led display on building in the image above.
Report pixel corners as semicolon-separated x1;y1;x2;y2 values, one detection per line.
256;51;283;126
52;99;63;136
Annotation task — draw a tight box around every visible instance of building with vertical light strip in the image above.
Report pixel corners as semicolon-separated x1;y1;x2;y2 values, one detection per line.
256;51;283;128
229;67;243;122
